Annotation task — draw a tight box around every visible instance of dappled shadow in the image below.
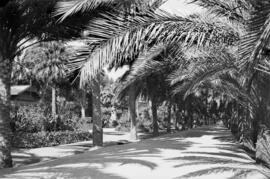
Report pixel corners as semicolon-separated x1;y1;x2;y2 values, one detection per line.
168;125;270;178
2;124;269;179
1;132;195;178
175;167;264;179
11;151;57;168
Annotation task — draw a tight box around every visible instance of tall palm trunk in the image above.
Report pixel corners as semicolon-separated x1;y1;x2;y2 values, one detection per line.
51;86;57;131
51;86;57;118
0;56;13;168
92;74;103;146
167;102;172;133
128;85;137;141
81;90;86;119
175;104;181;131
150;96;159;136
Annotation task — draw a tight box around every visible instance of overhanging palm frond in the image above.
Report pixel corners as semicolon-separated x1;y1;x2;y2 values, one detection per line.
55;0;167;22
115;43;183;101
188;0;251;24
55;0;117;22
78;11;238;85
114;44;166;100
255;59;270;75
169;47;237;98
239;1;270;73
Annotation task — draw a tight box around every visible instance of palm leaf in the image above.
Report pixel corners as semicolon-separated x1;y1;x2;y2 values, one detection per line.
55;0;118;22
188;0;251;24
77;11;238;85
55;0;167;22
239;1;270;73
115;43;183;101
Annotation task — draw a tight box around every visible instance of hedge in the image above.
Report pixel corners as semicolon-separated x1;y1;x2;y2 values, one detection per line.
12;131;92;148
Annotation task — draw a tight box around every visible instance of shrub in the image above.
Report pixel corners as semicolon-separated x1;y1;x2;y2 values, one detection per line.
11;104;47;133
112;120;119;127
12;131;92;148
115;125;130;132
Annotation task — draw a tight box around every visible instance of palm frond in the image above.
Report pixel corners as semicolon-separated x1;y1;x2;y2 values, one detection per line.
114;42;183;101
169;47;238;99
188;0;251;24
239;1;270;73
55;0;166;22
114;44;166;100
55;0;117;22
77;11;238;84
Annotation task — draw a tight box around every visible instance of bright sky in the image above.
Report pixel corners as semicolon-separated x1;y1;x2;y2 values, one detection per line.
160;0;202;16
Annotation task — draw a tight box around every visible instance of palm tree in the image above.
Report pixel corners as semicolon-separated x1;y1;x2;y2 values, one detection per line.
29;41;69;128
60;10;238;138
188;0;270;136
0;0;119;168
57;0;167;145
114;43;183;137
59;1;270;164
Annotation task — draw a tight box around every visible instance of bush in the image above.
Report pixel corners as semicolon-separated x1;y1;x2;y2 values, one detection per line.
11;104;47;133
115;125;130;132
11;102;90;132
112;120;119;127
12;131;92;148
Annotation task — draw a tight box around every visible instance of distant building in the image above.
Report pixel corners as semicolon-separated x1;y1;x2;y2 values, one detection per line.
11;85;40;105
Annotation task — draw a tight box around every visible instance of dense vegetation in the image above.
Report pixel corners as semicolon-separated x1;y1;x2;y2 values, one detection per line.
0;0;270;169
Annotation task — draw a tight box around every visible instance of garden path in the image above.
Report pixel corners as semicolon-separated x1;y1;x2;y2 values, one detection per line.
1;124;270;179
11;128;145;168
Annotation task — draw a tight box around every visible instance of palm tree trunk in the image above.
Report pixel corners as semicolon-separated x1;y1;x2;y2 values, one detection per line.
167;102;172;133
51;86;57;118
150;97;159;136
128;85;137;141
81;106;86;119
175;105;181;131
86;92;93;117
51;86;57;131
92;74;103;146
0;56;13;168
81;90;86;119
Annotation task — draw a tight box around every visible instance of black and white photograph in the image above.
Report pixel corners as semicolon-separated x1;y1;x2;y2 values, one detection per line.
0;0;270;178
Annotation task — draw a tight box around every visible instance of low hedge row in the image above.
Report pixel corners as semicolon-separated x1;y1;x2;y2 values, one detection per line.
12;131;92;148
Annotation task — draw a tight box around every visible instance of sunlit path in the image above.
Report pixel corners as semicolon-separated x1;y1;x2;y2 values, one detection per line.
1;124;269;179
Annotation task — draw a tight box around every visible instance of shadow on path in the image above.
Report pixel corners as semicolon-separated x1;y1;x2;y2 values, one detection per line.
1;124;269;179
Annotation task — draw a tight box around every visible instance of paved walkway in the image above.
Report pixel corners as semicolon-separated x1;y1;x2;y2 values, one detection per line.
11;128;146;168
1;124;270;179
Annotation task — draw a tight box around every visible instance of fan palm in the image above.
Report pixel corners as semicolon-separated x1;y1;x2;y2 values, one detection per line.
29;41;69;123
